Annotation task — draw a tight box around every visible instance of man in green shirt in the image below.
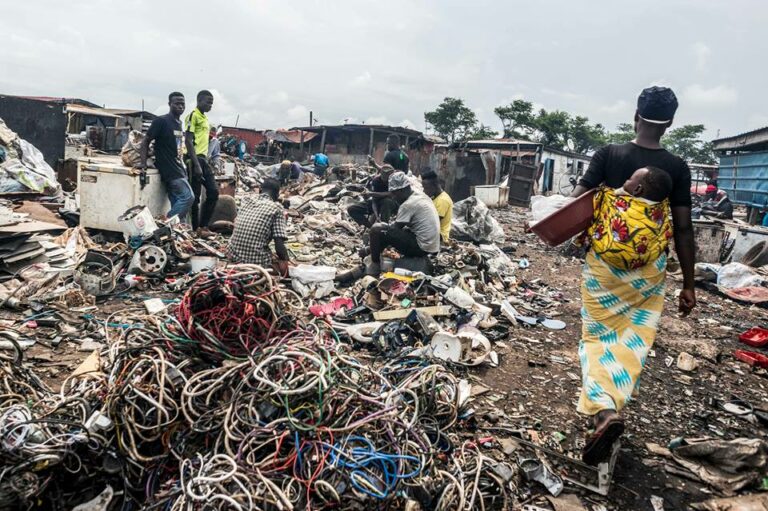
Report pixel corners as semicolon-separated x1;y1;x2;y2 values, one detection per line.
185;90;219;237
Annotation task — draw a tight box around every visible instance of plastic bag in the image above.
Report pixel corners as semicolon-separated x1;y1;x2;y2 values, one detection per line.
289;264;336;283
0;117;60;195
717;263;764;289
528;194;574;226
451;197;505;243
121;131;146;168
289;264;337;299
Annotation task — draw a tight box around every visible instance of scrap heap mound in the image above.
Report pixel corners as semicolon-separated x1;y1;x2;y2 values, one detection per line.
0;264;519;510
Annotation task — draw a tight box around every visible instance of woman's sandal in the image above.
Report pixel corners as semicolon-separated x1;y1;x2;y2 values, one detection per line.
582;413;624;466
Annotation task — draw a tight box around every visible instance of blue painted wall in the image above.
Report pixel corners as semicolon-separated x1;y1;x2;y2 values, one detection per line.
718;151;768;207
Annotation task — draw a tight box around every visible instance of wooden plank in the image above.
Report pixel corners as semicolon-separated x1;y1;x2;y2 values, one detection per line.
373;305;452;321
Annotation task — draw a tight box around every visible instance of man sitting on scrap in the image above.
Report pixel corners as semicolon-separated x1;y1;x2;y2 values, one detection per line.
421;170;453;244
364;172;440;275
227;178;290;274
347;164;398;228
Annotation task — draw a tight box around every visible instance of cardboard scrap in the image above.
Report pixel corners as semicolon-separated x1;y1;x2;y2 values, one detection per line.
70;350;102;377
547;494;588;511
373;305;452;321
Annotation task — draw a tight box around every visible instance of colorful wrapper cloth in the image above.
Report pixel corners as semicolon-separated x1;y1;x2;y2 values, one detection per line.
577;250;667;415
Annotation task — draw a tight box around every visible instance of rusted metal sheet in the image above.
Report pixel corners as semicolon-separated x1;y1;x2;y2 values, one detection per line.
507;162;536;206
693;222;728;263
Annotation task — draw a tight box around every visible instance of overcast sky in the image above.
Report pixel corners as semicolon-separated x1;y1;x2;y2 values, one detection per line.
0;0;764;140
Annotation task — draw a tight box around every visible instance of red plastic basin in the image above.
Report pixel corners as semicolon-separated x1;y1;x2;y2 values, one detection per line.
739;327;768;348
531;189;597;247
734;350;768;368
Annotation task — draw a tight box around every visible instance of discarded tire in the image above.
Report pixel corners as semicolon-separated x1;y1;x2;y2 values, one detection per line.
741;240;768;267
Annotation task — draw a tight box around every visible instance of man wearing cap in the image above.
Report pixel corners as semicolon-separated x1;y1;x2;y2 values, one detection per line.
347;164;398;228
569;86;696;465
270;160;303;186
364;171;440;275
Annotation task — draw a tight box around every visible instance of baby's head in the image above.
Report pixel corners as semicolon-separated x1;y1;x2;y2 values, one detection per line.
623;166;673;201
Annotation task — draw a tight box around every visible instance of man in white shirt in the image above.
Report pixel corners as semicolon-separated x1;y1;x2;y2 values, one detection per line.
366;171;440;275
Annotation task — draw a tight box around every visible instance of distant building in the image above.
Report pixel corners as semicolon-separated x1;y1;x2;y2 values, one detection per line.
219;127;319;163
291;124;434;171
0;94;156;166
539;146;592;195
712;126;768;213
429;138;591;204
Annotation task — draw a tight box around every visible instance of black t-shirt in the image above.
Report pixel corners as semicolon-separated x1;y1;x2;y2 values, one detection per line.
579;142;692;207
384;149;409;171
367;175;388;193
146;113;187;182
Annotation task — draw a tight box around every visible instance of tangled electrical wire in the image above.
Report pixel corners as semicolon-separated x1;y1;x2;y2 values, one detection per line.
0;264;517;510
166;265;303;361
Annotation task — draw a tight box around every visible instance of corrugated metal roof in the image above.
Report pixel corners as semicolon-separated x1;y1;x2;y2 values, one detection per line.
265;129;318;144
65;104;122;118
542;145;592;160
6;95;101;108
449;139;541;150
291;124;425;139
712;126;768;151
220;127;318;144
103;108;157;119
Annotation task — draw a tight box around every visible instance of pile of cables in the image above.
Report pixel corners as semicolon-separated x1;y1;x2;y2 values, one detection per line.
0;264;517;510
166;265;303;361
0;339;117;510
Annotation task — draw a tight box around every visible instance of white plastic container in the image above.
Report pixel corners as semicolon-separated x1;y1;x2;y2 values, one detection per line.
190;255;218;273
78;159;170;232
474;185;509;208
118;206;158;239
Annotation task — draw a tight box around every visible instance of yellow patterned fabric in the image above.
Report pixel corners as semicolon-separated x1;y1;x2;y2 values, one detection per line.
578;251;667;415
587;187;672;271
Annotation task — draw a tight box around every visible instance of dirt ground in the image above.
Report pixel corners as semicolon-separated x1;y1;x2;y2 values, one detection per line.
12;204;768;510
481;206;768;510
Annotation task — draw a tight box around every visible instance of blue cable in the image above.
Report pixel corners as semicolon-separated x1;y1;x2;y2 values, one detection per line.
323;436;421;499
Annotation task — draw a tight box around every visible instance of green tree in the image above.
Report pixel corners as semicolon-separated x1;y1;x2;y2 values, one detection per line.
424;97;478;142
569;116;608;153
535;109;571;148
494;99;536;139
607;123;635;144
662;124;716;164
470;124;499;140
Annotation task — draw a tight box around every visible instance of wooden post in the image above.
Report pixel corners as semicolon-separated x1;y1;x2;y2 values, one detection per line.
300;130;305;158
368;128;375;156
320;128;327;153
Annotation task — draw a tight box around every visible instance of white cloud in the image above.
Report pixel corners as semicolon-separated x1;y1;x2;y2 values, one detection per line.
692;42;711;70
365;116;389;125
285;105;310;125
540;88;583;101
683;84;738;107
400;119;417;129
599;100;630;114
0;0;762;145
747;114;768;130
352;71;372;87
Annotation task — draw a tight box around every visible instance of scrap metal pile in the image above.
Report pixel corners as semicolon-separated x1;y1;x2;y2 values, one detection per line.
0;265;523;510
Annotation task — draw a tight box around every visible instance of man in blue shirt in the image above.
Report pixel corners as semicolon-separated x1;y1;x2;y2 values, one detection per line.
312;152;329;177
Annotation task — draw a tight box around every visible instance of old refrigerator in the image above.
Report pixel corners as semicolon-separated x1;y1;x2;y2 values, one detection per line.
78;158;170;232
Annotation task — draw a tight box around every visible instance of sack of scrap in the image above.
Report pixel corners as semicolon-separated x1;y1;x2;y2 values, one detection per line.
0;118;61;195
